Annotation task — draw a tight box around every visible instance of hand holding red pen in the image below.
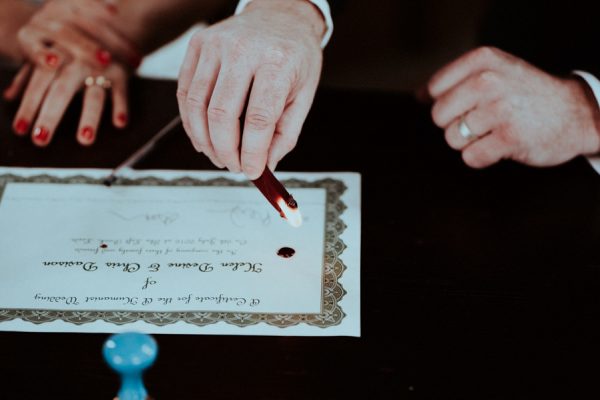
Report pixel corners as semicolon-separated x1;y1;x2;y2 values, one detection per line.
177;0;325;179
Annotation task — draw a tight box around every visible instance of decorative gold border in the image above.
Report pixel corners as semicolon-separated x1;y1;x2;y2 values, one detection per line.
0;173;348;329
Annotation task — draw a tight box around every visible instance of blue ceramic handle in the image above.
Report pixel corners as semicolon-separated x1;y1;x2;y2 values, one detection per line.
103;332;158;400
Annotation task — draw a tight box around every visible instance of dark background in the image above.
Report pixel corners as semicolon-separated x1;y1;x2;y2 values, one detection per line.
2;72;600;400
323;0;600;90
2;1;600;399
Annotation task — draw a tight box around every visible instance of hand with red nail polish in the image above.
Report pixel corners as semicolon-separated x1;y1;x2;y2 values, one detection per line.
16;0;142;71
13;119;29;136
32;126;49;145
4;0;140;148
7;51;130;147
79;126;95;145
4;0;250;152
95;49;112;66
44;52;60;68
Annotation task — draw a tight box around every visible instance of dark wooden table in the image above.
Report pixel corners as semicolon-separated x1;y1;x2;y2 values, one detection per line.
1;68;600;399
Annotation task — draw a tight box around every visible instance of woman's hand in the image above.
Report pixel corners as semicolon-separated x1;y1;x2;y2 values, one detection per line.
4;0;138;146
6;59;129;146
21;0;140;68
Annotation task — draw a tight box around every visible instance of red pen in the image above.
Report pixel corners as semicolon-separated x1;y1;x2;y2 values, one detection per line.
252;168;302;227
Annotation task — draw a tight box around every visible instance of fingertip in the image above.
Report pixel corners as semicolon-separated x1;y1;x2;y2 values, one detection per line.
213;159;226;169
3;87;14;101
462;148;489;169
215;150;241;173
114;112;128;128
415;84;433;104
267;159;278;173
202;147;225;169
188;136;203;154
243;164;264;180
95;49;112;67
78;126;96;146
13;118;29;136
32;126;51;147
43;52;61;69
427;76;442;99
265;145;285;174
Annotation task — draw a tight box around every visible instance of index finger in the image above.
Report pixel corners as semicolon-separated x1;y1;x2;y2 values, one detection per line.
428;46;509;98
241;67;291;179
176;32;202;134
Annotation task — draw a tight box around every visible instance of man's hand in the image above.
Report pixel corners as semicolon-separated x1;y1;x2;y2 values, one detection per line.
178;0;325;178
428;46;600;168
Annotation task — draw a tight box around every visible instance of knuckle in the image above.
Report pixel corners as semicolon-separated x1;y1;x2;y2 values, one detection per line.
176;87;188;101
207;106;233;124
53;82;71;97
16;27;28;45
474;46;500;62
241;146;264;159
186;94;207;110
246;108;274;131
229;36;249;60
491;99;511;120
475;70;500;91
263;48;288;69
190;79;214;94
190;31;205;48
45;20;65;34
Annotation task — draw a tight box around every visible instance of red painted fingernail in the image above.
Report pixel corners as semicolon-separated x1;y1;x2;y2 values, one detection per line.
13;118;29;135
96;49;112;66
45;52;59;68
80;126;95;142
33;126;50;143
117;112;128;125
106;3;118;14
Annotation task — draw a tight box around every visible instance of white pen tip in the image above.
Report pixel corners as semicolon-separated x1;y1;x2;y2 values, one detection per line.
277;197;303;228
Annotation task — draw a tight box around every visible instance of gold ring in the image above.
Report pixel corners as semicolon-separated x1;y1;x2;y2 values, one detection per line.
84;75;112;89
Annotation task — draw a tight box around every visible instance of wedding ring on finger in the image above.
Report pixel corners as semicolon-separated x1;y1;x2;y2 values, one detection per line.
458;114;477;141
84;75;112;89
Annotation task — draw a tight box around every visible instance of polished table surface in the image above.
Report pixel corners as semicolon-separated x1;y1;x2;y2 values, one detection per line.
2;68;600;399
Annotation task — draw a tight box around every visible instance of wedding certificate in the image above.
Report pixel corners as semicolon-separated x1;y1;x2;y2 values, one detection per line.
0;168;360;336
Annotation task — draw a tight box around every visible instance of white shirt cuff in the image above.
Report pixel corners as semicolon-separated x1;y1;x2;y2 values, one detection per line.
573;70;600;110
573;71;600;173
235;0;333;48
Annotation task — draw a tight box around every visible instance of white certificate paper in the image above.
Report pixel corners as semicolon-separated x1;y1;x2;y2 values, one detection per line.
0;168;360;336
